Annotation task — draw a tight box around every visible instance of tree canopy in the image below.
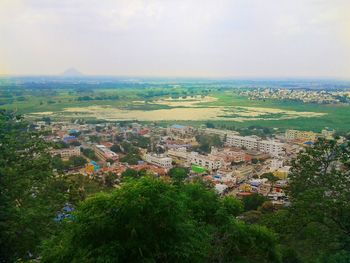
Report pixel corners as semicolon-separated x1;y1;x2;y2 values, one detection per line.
41;177;281;262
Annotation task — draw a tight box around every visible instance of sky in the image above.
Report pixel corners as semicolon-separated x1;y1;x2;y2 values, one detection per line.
0;0;349;78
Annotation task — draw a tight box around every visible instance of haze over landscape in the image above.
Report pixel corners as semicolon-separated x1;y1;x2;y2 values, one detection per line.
1;0;350;78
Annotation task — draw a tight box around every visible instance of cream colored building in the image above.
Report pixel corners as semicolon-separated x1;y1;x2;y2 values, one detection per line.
51;147;81;160
285;129;318;142
144;153;173;169
226;134;284;156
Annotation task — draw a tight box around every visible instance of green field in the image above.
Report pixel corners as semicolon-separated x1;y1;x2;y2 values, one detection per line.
1;80;349;133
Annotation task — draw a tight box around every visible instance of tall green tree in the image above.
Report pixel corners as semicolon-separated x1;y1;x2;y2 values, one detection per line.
41;177;281;262
0;111;67;261
287;138;350;260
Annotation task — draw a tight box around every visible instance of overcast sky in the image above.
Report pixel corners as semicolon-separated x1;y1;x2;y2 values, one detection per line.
0;0;349;78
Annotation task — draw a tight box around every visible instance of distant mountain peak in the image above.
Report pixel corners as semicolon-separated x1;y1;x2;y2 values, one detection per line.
61;68;83;77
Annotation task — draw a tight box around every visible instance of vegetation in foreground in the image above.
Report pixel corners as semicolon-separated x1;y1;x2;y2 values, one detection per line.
1;110;350;262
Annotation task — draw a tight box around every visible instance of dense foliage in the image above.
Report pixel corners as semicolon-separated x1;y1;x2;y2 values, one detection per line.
0;111;66;261
41;177;281;263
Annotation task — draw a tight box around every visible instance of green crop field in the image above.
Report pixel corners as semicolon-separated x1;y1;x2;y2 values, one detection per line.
1;78;349;133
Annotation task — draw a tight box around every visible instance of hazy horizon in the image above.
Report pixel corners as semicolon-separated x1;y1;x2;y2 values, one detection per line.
1;0;349;78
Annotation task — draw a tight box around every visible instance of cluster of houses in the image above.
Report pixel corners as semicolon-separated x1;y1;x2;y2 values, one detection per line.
35;120;338;205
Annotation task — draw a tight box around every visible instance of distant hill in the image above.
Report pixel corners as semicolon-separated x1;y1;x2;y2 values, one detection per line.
61;68;83;77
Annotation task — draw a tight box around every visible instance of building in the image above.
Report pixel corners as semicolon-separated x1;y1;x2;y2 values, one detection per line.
167;147;189;160
187;152;225;171
51;147;81;160
226;134;284;156
233;166;254;183
199;129;239;140
63;135;78;144
322;127;335;139
270;159;283;171
226;134;258;150
210;147;245;163
94;145;119;162
285;129;318;142
258;140;284;156
167;124;195;138
144;153;173;169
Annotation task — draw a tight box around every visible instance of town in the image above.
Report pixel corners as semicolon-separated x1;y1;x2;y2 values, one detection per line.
35;118;339;207
239;88;350;104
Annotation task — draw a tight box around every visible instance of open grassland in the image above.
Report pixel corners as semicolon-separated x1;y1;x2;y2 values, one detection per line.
1;86;349;132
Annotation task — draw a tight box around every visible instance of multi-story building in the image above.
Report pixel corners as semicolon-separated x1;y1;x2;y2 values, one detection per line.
226;134;258;150
167;124;195;138
210;147;246;163
233;166;254;183
94;145;119;162
51;147;81;160
187;152;225;171
285;129;318;142
321;127;335;139
258;140;284;156
270;159;283;171
144;154;173;169
226;134;284;156
199;129;239;140
167;147;189;160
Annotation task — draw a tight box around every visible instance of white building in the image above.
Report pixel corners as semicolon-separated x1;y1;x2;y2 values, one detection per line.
270;159;284;171
51;147;81;160
167;147;189;160
226;134;258;150
199;129;239;140
322;128;335;139
187;152;225;171
94;145;119;162
144;154;173;169
226;134;284;156
258;140;284;156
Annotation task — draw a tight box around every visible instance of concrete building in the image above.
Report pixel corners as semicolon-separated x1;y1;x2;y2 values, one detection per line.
321;127;335;139
94;145;119;162
187;152;224;171
285;129;318;142
167;147;189;160
210;147;245;163
167;124;195;138
258;140;284;156
270;159;284;171
51;147;81;160
233;166;254;183
226;134;258;150
144;153;173;169
226;134;284;156
199;128;239;140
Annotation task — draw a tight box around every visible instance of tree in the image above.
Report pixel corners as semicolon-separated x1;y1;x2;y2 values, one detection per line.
41;177;281;263
121;168;139;178
168;167;188;183
120;153;141;165
110;143;122;153
285;138;350;260
81;148;98;161
205;122;215;128
68;155;87;167
41;177;210;262
195;134;223;153
0;110;69;261
242;193;268;211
